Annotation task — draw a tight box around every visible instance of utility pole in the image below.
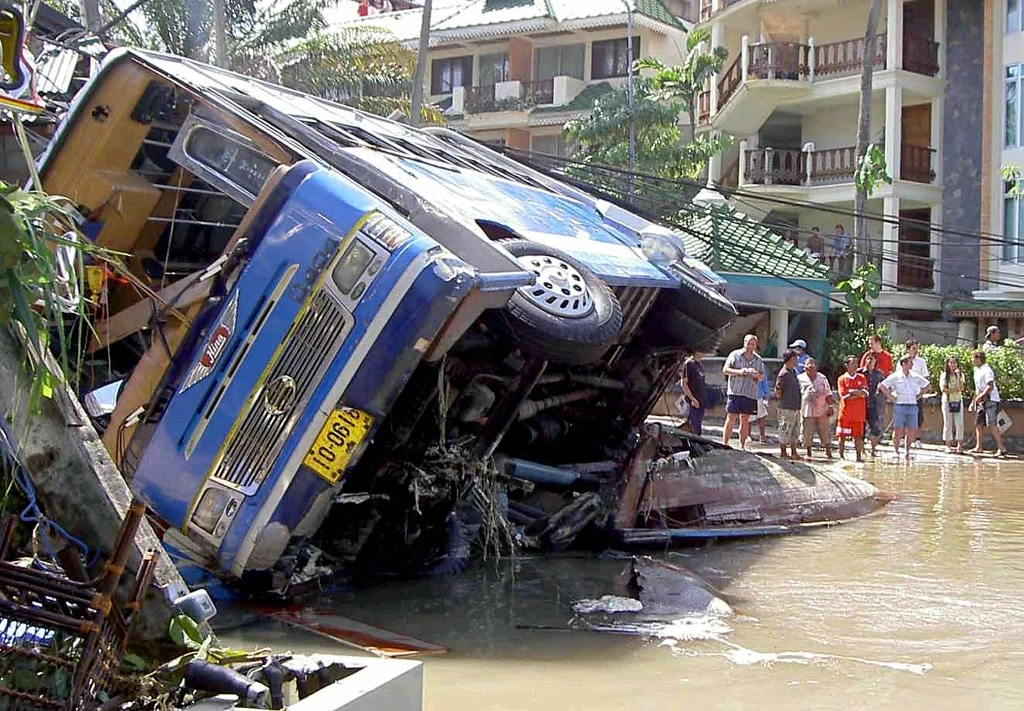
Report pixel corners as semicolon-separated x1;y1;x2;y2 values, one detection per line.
853;0;883;268
410;0;433;126
213;0;229;69
624;0;636;173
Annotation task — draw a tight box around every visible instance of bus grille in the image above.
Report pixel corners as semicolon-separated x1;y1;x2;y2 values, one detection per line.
210;288;348;494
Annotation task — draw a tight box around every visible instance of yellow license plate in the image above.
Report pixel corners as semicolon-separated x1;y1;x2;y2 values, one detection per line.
303;407;374;484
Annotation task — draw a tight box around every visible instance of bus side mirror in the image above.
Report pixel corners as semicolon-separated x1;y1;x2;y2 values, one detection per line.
0;2;26;93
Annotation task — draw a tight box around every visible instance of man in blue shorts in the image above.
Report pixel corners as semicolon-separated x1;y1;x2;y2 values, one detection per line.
878;354;930;461
722;334;765;451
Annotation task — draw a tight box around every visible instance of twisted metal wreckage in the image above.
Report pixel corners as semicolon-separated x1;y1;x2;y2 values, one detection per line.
12;46;889;599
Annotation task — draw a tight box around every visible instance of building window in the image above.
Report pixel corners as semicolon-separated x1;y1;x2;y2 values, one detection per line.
1007;65;1021;146
430;55;473;95
531;134;576;158
1010;0;1021;32
591;38;640;79
479;53;510;86
1004;185;1024;263
534;44;585;80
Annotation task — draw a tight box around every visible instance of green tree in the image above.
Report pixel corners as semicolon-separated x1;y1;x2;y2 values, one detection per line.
563;78;728;180
109;0;438;121
821;262;887;374
634;27;728;142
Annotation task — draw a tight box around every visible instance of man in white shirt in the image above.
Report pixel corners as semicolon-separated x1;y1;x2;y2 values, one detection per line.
971;349;1007;456
878;354;930;460
906;339;929;446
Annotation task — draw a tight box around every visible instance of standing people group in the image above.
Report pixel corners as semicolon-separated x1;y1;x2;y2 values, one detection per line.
684;329;1013;459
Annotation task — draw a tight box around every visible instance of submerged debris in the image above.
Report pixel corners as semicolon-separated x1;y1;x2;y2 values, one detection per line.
572;595;644;615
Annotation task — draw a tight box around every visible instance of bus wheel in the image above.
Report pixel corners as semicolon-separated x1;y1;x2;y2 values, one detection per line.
498;240;622;365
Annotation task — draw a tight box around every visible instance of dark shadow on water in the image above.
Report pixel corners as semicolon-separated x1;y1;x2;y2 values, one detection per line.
288;537;786;663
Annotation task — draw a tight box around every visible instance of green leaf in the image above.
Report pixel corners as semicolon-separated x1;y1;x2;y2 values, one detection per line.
169;614;205;650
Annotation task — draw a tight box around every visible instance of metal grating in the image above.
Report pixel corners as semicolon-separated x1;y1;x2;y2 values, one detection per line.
614;286;659;343
210;288;349;493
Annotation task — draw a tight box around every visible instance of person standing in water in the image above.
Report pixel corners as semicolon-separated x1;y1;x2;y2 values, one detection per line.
939;355;965;454
837;355;869;462
859;352;885;458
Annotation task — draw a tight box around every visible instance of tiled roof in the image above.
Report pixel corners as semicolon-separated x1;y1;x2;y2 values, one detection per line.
947;299;1024;316
530;81;615;114
552;0;683;28
431;0;683;34
677;205;830;280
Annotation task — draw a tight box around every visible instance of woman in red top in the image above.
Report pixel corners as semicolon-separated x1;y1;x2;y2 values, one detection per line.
837;354;870;461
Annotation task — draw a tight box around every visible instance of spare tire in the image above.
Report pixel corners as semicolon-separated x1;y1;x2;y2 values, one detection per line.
640;301;725;353
665;274;738;331
496;240;623;365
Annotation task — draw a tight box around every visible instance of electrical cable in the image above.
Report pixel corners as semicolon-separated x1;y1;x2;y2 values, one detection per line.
0;413;96;568
500;147;1023;249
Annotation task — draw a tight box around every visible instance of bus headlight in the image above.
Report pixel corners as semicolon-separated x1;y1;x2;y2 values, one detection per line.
190;487;232;535
640;233;685;266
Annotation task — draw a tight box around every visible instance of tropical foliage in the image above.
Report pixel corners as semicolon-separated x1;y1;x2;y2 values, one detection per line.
895;344;1024;401
0;182;96;400
635;27;728;141
563;78;729;180
820;263;887;374
62;0;440;121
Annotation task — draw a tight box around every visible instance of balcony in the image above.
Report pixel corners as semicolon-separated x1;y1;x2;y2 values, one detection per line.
457;77;573;116
700;32;939;132
896;253;935;291
741;143;936;188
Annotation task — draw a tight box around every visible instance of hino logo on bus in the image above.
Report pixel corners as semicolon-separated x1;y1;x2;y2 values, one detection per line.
263;375;298;416
180;294;238;392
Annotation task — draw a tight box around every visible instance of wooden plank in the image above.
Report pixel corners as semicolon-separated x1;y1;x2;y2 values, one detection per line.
254;606;448;658
87;275;214;353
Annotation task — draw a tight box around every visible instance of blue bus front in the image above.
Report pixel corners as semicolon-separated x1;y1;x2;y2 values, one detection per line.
126;161;476;581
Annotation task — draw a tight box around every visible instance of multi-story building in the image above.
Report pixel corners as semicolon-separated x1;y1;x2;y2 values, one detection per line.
340;0;695;155
697;0;956;328
959;0;1024;341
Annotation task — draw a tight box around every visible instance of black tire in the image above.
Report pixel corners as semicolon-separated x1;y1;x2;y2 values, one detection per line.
496;240;623;365
665;274;738;331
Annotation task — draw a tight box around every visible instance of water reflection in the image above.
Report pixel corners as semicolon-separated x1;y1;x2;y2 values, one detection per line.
221;459;1024;710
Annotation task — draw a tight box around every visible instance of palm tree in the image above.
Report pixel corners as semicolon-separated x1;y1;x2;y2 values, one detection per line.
279;27;442;122
634;27;728;142
123;0;439;121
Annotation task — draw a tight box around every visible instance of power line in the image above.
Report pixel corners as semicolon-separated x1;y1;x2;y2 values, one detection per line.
501;147;1017;249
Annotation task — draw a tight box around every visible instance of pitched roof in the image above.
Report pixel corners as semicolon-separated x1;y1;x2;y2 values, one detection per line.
677;205;830;280
947;299;1024;317
430;0;684;39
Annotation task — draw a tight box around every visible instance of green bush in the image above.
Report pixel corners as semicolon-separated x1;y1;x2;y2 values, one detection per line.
821;323;892;378
912;344;1024;401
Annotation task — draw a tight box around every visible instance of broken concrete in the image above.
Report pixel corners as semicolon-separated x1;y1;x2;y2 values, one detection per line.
0;326;195;644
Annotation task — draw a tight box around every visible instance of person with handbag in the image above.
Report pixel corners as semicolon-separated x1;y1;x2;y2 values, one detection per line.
939;356;965;454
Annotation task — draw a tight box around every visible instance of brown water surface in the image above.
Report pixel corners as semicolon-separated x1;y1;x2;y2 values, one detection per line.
224;457;1024;710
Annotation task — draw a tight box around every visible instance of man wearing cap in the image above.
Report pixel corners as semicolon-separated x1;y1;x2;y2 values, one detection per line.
789;339;810;374
878;354;930;460
982;325;1024;352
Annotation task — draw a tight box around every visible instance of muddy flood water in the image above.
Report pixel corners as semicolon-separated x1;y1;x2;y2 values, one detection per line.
224;455;1024;709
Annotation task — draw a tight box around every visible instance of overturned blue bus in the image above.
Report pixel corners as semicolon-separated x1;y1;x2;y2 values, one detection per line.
39;49;744;591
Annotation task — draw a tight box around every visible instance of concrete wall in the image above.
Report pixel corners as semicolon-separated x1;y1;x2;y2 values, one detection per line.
799;100;885;149
941;0;985;299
